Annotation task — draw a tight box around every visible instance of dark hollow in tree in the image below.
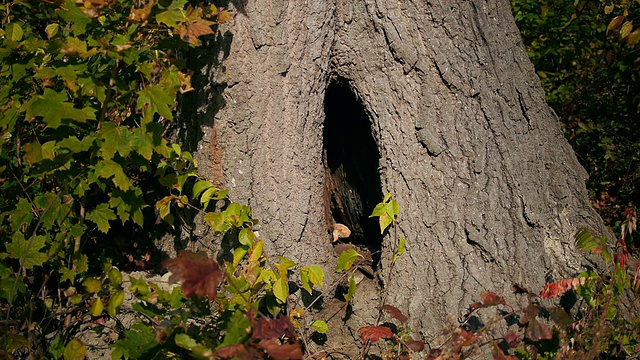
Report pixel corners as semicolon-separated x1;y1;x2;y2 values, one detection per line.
323;78;383;258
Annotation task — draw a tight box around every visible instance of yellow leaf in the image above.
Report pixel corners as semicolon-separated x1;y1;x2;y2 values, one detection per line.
620;21;633;39
218;9;232;24
627;28;640;45
89;298;104;317
605;4;615;14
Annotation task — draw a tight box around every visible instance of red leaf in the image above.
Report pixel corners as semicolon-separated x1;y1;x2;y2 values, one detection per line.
380;305;408;323
213;344;262;360
524;318;552;342
404;338;425;352
503;330;521;348
163;250;223;300
358;325;394;343
256;339;303;360
519;304;538;325
481;291;505;306
252;315;297;341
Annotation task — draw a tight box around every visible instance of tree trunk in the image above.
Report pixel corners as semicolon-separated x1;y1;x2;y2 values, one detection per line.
179;0;608;354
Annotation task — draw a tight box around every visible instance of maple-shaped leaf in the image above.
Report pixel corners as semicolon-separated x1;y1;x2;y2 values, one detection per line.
519;304;538;325
25;89;96;128
380;305;408;323
503;330;521;348
85;204;117;233
163;250;223;300
97;122;132;160
252;315;297;341
175;6;216;44
137;85;174;121
6;233;48;270
213;344;262;360
256;339;302;360
524;318;552;342
358;325;394;343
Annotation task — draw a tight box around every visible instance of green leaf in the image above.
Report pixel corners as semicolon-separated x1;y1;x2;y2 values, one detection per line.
49;335;65;359
86;204;116;233
137;85;175;121
89;297;104;317
276;256;297;269
108;268;123;286
97;122;132;160
60;267;76;283
335;248;362;271
5;233;48;270
111;323;157;359
345;274;357;303
300;265;324;294
393;237;406;264
175;333;197;350
5;22;24;42
108;290;124;317
94;159;131;191
309;320;328;334
220;310;251;346
82;277;102;293
155;196;173;224
8;198;34;232
25;89;95;128
273;277;289;304
232;245;249;267
63;338;86;360
238;228;255;246
45;23;59;39
192;180;213;199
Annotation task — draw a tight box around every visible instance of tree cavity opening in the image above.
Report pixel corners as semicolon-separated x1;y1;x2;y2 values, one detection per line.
323;78;384;263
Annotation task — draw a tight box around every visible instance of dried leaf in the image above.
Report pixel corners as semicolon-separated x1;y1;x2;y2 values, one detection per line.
252;315;297;341
218;9;232;24
481;291;505;306
608;15;625;31
549;307;573;327
256;339;303;360
163;250;223;300
520;304;538;325
214;344;261;360
404;338;425;352
503;330;521;347
380;305;408;323
358;325;394;343
524;318;552;342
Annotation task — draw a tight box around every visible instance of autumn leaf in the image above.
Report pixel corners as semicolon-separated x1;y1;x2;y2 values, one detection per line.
471;291;506;309
481;291;505;306
256;339;302;360
380;305;408;323
252;315;297;341
163;250;223;300
524;318;552;342
251;316;302;360
358;325;394;343
404;338;425;352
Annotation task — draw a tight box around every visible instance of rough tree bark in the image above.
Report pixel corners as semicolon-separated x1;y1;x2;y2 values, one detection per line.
179;0;608;354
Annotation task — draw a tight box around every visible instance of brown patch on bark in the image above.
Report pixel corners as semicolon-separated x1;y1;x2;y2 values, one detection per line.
209;125;225;188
